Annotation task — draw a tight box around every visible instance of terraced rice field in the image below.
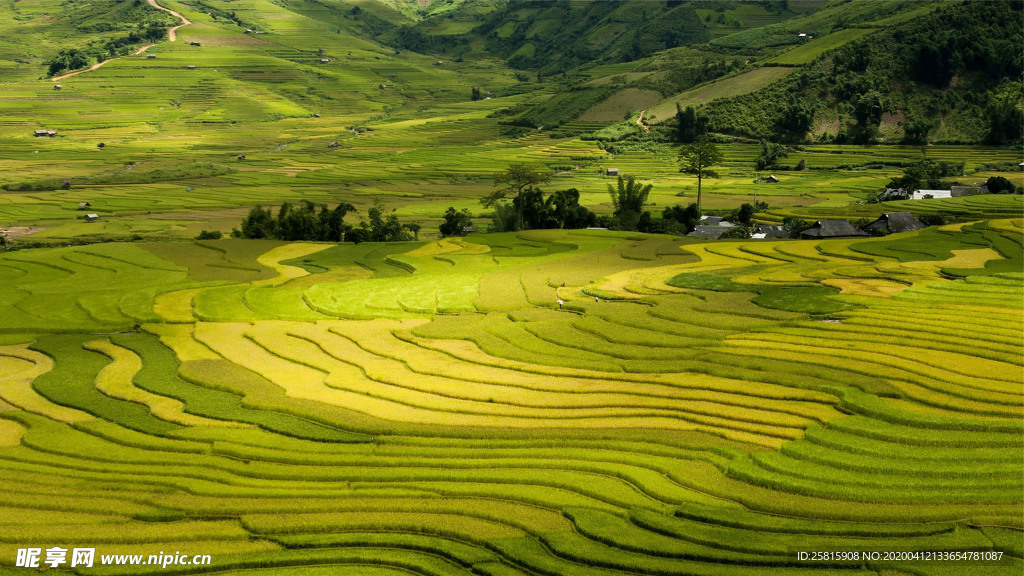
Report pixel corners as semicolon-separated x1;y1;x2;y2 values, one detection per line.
0;221;1020;574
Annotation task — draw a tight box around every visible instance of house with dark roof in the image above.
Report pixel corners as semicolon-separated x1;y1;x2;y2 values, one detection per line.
698;216;736;228
950;185;988;197
863;212;925;236
688;226;730;240
753;225;787;239
800;220;868;238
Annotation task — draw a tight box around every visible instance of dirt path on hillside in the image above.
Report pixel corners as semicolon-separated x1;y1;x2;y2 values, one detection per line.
146;0;191;42
636;110;650;132
51;0;190;82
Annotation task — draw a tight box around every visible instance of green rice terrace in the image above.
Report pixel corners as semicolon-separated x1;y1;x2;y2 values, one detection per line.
0;0;1021;574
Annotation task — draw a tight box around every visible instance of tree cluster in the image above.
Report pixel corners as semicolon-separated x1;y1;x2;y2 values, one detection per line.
488;187;598;232
886;160;965;193
439;207;474;237
232;200;413;243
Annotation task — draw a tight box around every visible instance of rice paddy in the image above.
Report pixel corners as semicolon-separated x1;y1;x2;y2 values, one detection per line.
0;218;1021;574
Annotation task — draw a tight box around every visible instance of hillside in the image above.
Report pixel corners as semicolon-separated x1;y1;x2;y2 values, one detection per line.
0;0;1019;245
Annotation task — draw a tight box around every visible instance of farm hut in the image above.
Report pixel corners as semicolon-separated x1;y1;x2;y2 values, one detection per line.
190;41;201;46
84;213;99;222
318;48;325;55
688;226;730;240
245;29;253;34
237;155;246;161
463;225;478;234
186;65;196;69
863;212;926;235
1018;162;1024;171
34;130;56;137
765;175;779;183
950;185;988;197
800;220;868;238
97;142;105;148
53;84;62;90
313;113;321;118
78;202;91;209
912;189;951;200
378;84;386;89
147;54;156;59
435;60;443;65
320;59;330;64
328;141;339;148
606;168;619;176
755;225;787;239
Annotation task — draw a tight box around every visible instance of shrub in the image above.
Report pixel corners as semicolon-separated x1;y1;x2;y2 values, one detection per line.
195;230;222;240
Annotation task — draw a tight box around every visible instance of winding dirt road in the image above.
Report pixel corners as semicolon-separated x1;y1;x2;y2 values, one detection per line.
51;0;190;82
145;0;191;42
636;110;650;132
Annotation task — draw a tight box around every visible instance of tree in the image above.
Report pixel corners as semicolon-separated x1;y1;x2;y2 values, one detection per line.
607;175;653;231
439;207;473;237
326;202;356;241
675;104;707;143
678;136;723;215
404;222;421;240
365;199;410;242
776;97;815;140
756;140;789;170
736;203;755;225
782;216;811;239
546;188;596;229
851;89;885;143
901;117;935;144
986;176;1017;195
195;230;222;240
484;163;551;231
234;205;277;239
663;203;700;233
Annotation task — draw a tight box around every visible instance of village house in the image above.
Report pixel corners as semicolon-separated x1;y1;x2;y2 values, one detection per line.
688;226;731;240
912;189;952;200
950;185;988;197
863;212;926;235
800;220;868;238
752;225;787;239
